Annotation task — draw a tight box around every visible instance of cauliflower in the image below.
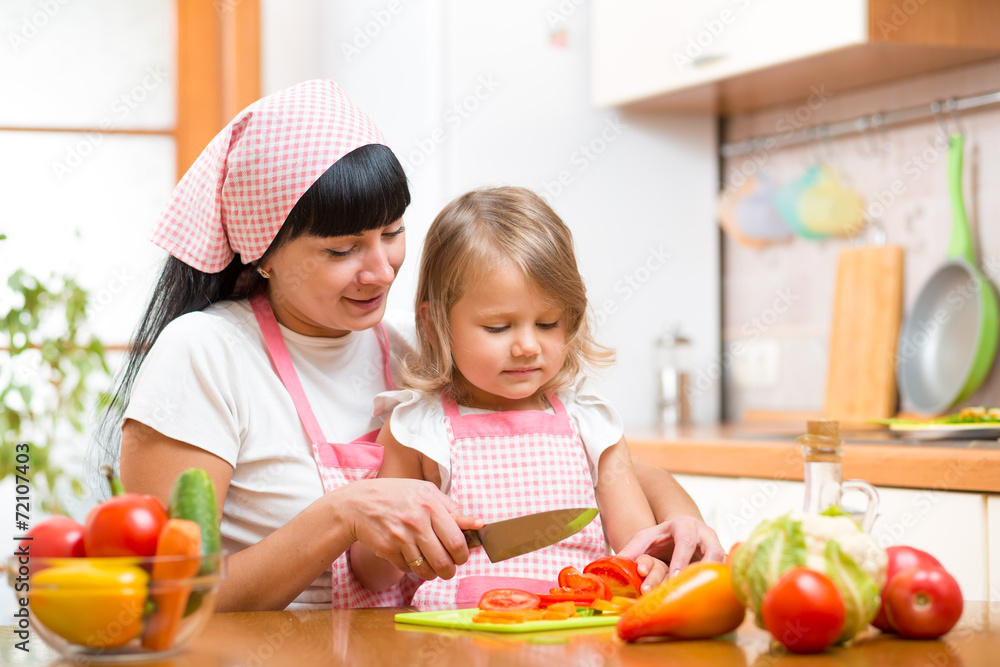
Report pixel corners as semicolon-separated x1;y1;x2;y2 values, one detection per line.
730;509;887;644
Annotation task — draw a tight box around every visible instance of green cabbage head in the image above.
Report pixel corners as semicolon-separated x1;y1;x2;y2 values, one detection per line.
729;509;887;644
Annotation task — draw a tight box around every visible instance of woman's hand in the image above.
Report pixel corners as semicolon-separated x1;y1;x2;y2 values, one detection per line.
617;516;726;592
339;478;483;581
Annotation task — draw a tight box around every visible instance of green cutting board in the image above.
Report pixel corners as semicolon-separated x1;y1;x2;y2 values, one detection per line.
394;608;620;633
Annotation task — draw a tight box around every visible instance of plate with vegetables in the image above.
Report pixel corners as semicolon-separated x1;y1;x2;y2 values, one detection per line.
395;605;624;633
874;406;1000;440
395;556;641;633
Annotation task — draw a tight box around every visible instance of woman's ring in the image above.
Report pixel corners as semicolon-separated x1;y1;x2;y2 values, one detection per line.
407;556;425;569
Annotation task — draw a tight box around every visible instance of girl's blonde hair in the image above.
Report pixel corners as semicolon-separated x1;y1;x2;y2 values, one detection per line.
402;186;613;400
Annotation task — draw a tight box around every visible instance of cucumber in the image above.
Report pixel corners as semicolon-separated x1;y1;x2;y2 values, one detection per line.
168;468;221;573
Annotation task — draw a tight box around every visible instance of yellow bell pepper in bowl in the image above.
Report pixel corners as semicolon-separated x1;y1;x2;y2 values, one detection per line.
5;552;223;661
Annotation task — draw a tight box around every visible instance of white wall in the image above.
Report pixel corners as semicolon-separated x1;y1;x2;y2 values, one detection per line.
262;0;721;426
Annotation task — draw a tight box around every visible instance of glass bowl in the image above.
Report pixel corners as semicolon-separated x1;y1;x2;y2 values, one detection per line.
5;552;223;662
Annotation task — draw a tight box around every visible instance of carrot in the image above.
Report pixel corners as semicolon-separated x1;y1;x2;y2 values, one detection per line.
546;601;578;617
141;519;202;651
591;599;620;612
609;596;637;613
472;609;545;624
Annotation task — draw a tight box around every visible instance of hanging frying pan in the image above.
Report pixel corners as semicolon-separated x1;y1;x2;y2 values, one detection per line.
896;134;999;414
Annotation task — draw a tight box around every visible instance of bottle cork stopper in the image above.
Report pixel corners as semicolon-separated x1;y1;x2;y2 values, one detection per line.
806;419;839;438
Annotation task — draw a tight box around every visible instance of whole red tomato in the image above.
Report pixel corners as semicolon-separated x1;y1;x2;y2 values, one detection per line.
873;545;943;631
84;493;168;557
25;516;86;558
883;566;963;639
761;566;846;654
583;556;643;598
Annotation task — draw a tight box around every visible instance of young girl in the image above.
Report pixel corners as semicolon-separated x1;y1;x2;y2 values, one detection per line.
349;186;657;609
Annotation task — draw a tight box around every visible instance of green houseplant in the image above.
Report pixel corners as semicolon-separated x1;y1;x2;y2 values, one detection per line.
0;239;111;514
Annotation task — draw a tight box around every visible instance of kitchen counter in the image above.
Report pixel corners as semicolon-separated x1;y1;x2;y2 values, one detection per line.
627;423;1000;493
3;604;998;666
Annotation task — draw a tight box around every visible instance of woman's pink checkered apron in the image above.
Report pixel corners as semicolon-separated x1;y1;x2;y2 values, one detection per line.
250;292;418;608
410;393;606;610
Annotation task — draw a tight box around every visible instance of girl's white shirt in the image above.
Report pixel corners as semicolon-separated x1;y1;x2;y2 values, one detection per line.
373;378;624;494
123;299;417;609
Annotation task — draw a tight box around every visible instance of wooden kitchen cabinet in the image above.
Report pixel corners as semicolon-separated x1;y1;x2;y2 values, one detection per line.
674;473;991;600
591;0;1000;113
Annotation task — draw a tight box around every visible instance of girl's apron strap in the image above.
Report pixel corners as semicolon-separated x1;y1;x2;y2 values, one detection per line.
249;291;328;445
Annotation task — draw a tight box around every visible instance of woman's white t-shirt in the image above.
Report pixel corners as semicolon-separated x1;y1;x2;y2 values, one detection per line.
123;299;416;609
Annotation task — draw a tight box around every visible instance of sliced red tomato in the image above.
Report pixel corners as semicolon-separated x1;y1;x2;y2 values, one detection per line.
539;591;599;606
477;588;540;611
557;566;610;600
583;556;643;598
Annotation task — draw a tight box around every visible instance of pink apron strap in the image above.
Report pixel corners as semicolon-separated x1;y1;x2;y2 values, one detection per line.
441;392;461;420
249;291;328;445
442;392;567;418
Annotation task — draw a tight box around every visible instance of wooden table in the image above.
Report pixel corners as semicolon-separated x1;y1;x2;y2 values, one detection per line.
3;602;998;666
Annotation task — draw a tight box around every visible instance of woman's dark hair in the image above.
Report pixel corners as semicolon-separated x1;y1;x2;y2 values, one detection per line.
91;143;409;477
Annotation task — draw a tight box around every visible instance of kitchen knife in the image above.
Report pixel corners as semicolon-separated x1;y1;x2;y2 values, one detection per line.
463;507;599;563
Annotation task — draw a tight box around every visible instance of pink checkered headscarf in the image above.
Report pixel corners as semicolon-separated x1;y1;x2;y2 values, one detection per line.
150;80;386;273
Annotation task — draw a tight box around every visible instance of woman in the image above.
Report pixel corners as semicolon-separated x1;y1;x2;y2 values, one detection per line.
100;80;722;612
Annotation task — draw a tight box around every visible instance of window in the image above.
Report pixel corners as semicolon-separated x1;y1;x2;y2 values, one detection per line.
0;0;259;343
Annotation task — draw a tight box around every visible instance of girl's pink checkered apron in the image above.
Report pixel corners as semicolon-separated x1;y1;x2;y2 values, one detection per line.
250;292;418;607
410;393;606;610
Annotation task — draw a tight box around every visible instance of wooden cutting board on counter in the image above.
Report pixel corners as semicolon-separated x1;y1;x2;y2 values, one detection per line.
824;245;905;426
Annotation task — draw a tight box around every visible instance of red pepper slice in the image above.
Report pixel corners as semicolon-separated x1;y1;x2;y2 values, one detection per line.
538;591;599;606
583;555;643;599
556;566;610;600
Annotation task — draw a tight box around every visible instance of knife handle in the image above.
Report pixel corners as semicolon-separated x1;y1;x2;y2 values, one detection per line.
463;529;482;549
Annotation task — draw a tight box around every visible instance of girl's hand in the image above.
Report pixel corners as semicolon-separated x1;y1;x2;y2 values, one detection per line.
634;554;669;594
616;515;726;584
339;478;484;581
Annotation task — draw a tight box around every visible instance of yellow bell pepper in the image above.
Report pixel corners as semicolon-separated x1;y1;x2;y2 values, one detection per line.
30;560;149;649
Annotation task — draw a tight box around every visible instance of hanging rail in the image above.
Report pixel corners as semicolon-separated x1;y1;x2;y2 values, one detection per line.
720;90;1000;159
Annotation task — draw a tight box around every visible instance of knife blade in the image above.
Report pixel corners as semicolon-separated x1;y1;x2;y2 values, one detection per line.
462;507;600;563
